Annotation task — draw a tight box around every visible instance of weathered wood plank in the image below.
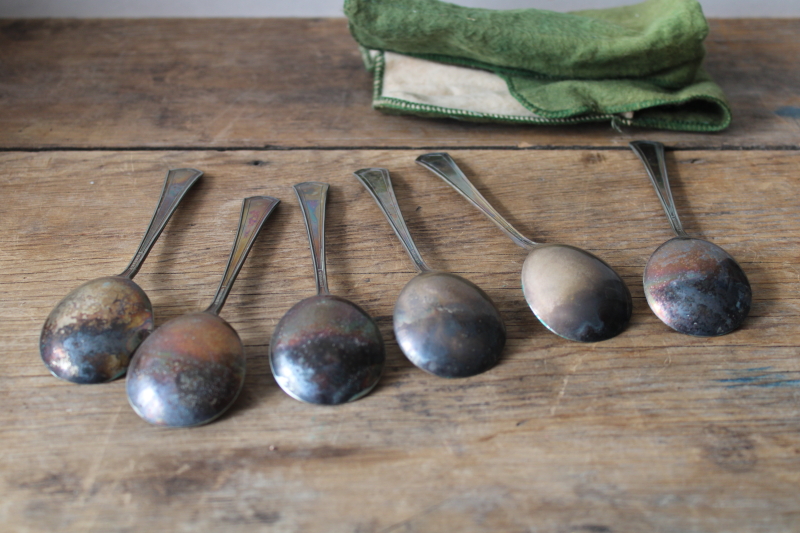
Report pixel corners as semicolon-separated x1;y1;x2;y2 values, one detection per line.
0;19;798;150
1;149;798;532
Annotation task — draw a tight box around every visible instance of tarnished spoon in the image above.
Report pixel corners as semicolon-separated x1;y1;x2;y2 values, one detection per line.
40;168;202;384
126;196;279;427
355;168;505;378
270;182;384;405
630;141;751;336
416;152;631;343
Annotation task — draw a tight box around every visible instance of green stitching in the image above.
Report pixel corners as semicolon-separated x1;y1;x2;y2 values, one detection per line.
371;50;729;131
372;51;631;126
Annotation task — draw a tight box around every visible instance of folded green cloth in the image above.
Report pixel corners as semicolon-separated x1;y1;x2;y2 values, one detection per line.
345;0;731;131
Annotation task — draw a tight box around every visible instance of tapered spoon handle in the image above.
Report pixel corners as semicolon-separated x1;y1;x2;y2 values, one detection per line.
629;141;688;238
416;152;537;250
354;168;431;273
205;196;280;315
294;182;330;295
119;168;203;279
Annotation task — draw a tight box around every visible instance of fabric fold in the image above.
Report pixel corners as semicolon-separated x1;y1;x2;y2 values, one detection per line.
346;0;731;132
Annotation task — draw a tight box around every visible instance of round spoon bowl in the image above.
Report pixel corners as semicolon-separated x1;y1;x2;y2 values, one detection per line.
394;271;506;378
521;244;632;343
270;294;385;405
414;152;630;344
126;312;245;427
41;276;153;384
644;237;751;336
40;168;202;384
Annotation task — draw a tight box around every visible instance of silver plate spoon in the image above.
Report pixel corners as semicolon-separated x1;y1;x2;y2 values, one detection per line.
355;168;506;378
416;152;631;343
630;141;751;336
269;182;385;405
40;168;202;384
126;196;279;427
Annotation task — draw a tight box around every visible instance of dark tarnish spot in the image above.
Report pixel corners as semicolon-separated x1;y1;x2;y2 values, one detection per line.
393;272;506;378
543;280;631;343
645;238;751;336
270;295;385;405
702;425;758;473
775;106;800;119
126;312;245;427
395;308;505;378
41;276;153;383
275;333;381;405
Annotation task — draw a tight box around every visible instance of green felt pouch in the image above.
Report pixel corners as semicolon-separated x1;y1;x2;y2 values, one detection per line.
346;0;731;131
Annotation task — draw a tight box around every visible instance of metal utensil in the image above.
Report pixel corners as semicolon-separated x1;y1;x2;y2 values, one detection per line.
126;196;279;427
630;140;751;336
416;152;631;343
40;168;202;384
270;182;385;405
355;168;506;378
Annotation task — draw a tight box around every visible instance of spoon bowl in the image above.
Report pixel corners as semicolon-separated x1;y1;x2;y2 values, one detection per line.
416;153;631;343
40;168;202;384
355;168;505;378
521;243;632;342
125;311;244;427
271;294;384;404
630;141;751;336
644;237;751;336
394;270;505;378
41;276;153;383
127;195;279;427
270;182;384;405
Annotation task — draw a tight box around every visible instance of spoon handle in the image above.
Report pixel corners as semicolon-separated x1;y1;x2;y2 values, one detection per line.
205;196;280;316
354;168;432;273
629;141;688;238
294;182;330;295
119;168;203;279
416;153;537;250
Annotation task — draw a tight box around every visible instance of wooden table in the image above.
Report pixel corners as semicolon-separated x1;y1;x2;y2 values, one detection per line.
2;18;798;532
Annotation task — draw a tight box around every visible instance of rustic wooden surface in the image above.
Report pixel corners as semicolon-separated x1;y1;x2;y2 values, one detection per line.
1;17;799;533
0;18;799;149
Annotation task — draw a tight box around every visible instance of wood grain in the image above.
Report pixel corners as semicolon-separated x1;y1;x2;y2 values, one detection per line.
2;14;799;532
2;149;799;532
0;19;798;150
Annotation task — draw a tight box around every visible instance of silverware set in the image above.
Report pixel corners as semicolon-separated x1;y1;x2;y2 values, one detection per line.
40;141;752;427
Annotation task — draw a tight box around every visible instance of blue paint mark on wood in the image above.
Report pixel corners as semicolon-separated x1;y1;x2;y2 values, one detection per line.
716;367;800;388
718;377;800;388
775;106;800;119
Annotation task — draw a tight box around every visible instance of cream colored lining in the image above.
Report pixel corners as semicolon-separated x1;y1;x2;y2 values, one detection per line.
379;51;542;118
